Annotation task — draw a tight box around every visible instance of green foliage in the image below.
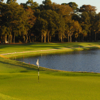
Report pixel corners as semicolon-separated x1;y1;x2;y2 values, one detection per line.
0;2;36;43
6;0;17;4
35;9;66;42
63;2;79;13
0;1;100;43
26;0;38;9
42;0;52;5
79;5;96;12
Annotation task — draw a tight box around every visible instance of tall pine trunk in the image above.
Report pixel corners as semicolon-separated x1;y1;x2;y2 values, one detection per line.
5;34;7;43
70;35;72;42
25;35;28;43
23;35;25;43
44;34;46;43
9;35;12;43
60;34;63;42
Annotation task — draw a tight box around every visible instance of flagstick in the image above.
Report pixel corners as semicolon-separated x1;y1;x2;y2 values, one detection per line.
36;59;39;83
38;64;39;83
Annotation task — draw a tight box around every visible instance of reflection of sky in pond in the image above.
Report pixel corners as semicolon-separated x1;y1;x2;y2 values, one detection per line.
16;49;100;73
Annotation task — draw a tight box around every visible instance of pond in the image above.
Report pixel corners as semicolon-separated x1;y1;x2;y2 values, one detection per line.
16;49;100;73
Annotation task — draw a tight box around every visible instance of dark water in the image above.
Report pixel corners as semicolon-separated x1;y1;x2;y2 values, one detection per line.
16;49;100;73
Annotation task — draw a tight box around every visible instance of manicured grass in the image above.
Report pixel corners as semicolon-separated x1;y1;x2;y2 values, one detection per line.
0;42;100;100
0;42;100;54
0;57;100;100
1;42;100;58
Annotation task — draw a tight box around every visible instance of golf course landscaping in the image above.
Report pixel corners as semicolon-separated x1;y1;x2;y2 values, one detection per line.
0;42;100;100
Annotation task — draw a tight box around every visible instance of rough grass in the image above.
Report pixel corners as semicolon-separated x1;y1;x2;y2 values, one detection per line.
0;42;100;100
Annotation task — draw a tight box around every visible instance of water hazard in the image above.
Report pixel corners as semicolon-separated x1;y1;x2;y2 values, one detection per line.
16;49;100;73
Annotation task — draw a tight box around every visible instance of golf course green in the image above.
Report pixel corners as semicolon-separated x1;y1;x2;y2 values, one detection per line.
0;42;100;100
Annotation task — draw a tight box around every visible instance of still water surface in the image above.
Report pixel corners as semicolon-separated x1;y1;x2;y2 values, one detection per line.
16;49;100;73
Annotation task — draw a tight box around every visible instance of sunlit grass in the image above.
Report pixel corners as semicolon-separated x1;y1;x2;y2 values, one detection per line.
0;65;100;100
1;73;100;100
0;42;100;58
0;42;100;54
0;42;100;100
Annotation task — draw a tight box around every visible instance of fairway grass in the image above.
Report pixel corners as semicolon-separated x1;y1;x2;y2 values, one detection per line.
0;42;100;58
0;42;100;100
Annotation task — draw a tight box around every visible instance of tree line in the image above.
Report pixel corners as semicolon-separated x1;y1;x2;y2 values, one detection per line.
0;0;100;43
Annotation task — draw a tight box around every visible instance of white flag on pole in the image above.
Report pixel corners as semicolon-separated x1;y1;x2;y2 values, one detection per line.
36;59;39;67
36;59;40;82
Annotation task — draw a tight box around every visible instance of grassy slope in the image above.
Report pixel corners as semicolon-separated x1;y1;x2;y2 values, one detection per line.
0;42;100;100
0;42;100;58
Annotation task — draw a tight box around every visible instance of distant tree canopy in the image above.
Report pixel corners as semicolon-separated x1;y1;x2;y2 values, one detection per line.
0;0;100;43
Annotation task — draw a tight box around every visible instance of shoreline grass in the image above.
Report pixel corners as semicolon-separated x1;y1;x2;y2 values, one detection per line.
0;42;100;100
